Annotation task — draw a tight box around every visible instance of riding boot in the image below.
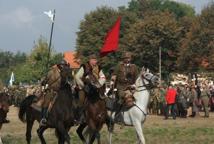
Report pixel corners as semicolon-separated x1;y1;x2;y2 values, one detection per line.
40;107;48;126
182;110;187;118
106;115;114;132
114;103;124;126
189;112;196;117
115;104;122;117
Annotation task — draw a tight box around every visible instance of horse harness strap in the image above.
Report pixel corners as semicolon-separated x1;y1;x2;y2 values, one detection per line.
134;104;147;116
136;76;154;92
46;68;61;88
47;92;58;112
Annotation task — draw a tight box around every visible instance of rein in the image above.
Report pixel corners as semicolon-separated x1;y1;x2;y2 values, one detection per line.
133;75;155;117
136;75;155;92
44;68;61;88
45;68;71;90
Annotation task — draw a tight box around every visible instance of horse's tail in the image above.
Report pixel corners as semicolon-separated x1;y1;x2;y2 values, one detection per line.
18;95;37;123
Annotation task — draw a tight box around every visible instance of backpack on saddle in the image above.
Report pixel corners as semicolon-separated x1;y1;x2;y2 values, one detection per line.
123;85;136;108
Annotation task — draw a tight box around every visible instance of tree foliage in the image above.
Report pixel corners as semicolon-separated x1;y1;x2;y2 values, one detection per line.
0;36;63;85
177;3;214;72
125;11;182;74
76;6;139;71
76;0;193;74
148;0;195;18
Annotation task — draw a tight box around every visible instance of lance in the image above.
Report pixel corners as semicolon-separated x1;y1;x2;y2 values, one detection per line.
45;9;56;73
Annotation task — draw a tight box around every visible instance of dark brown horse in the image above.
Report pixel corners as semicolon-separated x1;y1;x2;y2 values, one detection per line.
76;73;108;144
18;94;42;144
19;66;76;144
0;92;10;143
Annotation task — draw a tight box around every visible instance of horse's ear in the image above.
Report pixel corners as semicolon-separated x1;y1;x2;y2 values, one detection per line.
146;68;150;73
141;67;146;73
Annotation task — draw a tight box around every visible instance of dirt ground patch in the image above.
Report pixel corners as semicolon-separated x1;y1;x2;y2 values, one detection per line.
1;106;214;144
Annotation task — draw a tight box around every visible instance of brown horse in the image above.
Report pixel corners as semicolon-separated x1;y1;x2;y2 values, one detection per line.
19;66;76;144
76;73;108;144
0;92;10;143
18;94;42;144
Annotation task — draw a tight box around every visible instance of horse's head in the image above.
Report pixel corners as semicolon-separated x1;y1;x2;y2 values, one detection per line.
84;73;105;100
0;92;10;113
57;63;73;86
85;73;102;89
140;67;159;87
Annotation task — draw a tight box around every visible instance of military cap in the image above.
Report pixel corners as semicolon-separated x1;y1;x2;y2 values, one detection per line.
122;51;132;59
59;59;68;65
89;54;97;59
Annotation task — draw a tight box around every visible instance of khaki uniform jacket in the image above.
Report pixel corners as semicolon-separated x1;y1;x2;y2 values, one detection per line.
114;62;138;90
75;64;106;89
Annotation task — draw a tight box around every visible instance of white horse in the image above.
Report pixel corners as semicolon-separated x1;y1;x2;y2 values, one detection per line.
0;136;2;144
108;68;159;144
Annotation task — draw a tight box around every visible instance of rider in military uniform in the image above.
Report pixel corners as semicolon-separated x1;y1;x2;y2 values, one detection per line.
40;59;70;126
75;54;106;122
111;52;138;114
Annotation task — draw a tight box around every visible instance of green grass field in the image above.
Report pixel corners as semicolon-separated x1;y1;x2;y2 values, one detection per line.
1;107;214;144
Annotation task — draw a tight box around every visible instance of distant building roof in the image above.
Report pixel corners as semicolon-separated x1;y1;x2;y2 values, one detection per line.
63;51;80;69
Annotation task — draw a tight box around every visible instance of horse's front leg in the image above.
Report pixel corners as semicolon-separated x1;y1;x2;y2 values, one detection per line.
26;119;35;144
0;135;2;144
55;129;64;144
37;126;48;144
95;131;101;144
133;121;145;144
76;123;87;143
56;121;70;144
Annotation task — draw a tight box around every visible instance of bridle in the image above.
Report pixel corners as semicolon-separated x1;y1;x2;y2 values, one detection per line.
45;66;72;90
136;74;156;92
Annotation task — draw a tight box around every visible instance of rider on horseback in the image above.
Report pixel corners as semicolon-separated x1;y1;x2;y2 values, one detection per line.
111;52;138;118
74;54;106;123
40;59;70;126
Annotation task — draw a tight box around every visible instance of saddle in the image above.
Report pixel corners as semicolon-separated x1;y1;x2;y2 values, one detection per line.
31;90;58;112
123;91;135;108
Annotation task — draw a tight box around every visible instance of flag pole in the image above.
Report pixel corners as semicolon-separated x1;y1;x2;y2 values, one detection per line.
46;9;56;72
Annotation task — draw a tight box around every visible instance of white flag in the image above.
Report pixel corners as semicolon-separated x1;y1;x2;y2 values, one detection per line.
9;72;15;86
44;10;54;22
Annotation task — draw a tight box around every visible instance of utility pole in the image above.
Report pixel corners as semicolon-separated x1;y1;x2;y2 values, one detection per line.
159;46;162;86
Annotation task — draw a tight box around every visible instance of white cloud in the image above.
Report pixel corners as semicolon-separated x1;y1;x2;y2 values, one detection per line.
0;7;33;28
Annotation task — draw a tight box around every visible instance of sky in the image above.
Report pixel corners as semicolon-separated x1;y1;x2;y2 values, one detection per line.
0;0;212;53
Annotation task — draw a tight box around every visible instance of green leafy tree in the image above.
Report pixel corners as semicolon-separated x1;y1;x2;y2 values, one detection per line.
76;6;139;71
124;11;182;77
148;0;195;18
177;3;214;72
12;36;63;84
0;51;14;68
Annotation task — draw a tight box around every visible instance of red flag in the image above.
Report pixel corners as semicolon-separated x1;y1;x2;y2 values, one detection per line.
100;17;121;56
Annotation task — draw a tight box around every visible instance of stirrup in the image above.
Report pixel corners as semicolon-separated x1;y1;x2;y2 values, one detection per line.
39;118;47;126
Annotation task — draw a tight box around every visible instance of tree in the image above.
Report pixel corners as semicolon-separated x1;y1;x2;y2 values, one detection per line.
148;0;195;18
0;51;13;68
0;50;26;84
177;3;214;72
76;6;138;71
124;11;182;77
12;36;63;84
